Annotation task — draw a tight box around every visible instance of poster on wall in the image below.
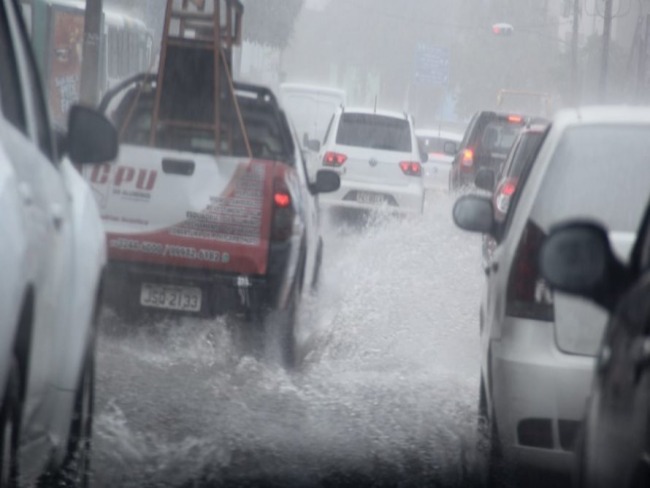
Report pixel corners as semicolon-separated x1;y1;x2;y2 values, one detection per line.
48;8;85;127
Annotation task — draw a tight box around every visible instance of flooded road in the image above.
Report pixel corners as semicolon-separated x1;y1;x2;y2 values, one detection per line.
91;193;485;487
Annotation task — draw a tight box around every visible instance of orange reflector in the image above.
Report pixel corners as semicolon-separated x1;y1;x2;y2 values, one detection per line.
508;115;523;123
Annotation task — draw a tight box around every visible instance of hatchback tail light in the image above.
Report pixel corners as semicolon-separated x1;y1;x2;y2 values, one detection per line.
506;221;554;321
460;148;474;171
399;161;422;177
323;151;347;167
271;177;295;241
494;178;517;218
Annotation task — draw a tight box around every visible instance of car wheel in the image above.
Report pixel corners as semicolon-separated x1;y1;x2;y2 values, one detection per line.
263;273;300;370
449;169;456;192
52;348;95;488
0;359;20;488
573;426;588;488
476;379;510;488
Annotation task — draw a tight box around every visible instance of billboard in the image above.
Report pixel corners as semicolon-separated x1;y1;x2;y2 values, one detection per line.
48;7;85;127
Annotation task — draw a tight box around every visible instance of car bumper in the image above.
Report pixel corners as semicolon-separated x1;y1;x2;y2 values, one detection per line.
103;240;296;317
423;163;451;191
490;318;595;473
319;179;424;214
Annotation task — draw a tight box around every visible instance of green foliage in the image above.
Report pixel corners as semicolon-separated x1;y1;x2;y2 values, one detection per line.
242;0;304;49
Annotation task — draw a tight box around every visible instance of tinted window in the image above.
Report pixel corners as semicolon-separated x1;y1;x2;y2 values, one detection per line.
0;4;26;132
504;131;545;179
534;125;650;232
16;11;54;158
336;113;412;152
323;114;334;144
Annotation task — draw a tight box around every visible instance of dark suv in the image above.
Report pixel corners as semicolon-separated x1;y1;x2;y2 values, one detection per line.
449;111;532;190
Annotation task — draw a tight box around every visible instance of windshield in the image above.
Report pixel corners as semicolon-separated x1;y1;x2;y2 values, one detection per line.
418;136;457;153
11;1;650;487
336;113;412;152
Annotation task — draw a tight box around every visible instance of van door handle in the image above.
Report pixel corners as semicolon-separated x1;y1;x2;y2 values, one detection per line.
18;183;34;206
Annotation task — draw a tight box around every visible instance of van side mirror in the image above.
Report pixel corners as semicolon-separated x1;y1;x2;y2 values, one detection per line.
444;141;458;155
305;139;321;152
67;105;118;164
312;169;340;194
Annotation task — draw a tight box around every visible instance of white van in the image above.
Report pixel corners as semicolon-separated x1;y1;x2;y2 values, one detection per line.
280;83;346;176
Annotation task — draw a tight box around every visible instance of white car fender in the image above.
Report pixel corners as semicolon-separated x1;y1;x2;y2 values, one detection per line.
51;159;106;393
0;151;27;397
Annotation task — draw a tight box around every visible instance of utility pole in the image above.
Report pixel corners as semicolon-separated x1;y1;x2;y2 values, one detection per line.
80;0;102;106
599;0;614;102
570;0;580;105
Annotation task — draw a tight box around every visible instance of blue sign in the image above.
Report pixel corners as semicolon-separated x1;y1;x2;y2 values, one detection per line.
414;44;450;86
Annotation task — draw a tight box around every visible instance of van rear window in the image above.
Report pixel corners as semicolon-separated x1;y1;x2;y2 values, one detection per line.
534;125;650;232
336;113;412;152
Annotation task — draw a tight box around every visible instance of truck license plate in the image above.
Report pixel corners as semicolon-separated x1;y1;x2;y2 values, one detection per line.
140;283;202;312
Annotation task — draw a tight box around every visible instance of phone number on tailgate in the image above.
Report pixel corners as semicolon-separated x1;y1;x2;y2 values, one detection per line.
109;238;230;263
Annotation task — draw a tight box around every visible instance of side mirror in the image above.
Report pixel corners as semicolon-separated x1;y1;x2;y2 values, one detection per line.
539;222;628;311
67;105;118;164
453;195;495;234
305;139;321;152
312;169;340;194
420;151;429;163
475;168;496;192
444;141;458;155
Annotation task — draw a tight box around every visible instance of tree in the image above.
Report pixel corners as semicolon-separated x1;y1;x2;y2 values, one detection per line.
242;0;304;49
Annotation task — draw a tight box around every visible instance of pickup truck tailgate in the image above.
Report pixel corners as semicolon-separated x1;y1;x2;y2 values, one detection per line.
83;145;275;275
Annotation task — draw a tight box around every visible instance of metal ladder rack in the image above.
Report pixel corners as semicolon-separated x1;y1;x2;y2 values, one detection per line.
149;0;249;156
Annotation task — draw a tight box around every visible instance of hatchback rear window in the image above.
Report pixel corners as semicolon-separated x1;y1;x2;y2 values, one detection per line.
336;113;412;152
534;125;650;232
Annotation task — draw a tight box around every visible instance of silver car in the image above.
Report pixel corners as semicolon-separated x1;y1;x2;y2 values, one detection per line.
453;107;650;481
416;129;462;192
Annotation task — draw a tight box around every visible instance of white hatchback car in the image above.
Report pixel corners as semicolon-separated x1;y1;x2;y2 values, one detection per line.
0;0;117;485
453;107;650;480
317;108;425;215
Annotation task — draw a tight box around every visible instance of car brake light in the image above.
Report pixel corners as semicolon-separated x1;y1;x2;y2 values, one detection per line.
399;161;422;177
323;151;347;167
501;181;517;196
271;178;295;241
495;179;517;218
461;148;474;170
506;221;554;321
508;115;523;124
274;192;291;208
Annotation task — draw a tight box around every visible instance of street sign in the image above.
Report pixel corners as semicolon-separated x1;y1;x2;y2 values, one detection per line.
414;44;450;86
